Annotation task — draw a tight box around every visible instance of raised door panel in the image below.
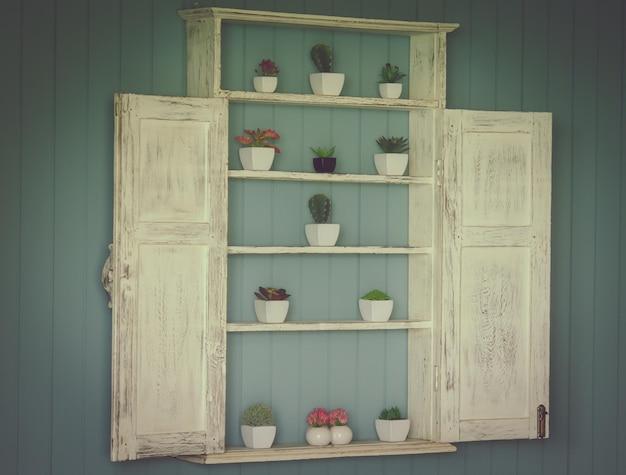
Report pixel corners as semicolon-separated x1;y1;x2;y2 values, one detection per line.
439;109;551;442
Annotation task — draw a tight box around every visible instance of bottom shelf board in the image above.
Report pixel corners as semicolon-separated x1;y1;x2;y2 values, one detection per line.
180;439;456;465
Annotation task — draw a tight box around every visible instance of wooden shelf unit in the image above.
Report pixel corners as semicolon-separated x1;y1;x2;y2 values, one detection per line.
227;319;432;332
228;169;433;185
228;246;432;255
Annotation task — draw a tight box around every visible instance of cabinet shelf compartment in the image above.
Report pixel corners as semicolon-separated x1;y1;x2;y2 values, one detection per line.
227;319;431;332
228;246;431;255
229;169;433;185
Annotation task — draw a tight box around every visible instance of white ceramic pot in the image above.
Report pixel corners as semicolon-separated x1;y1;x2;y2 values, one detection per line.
241;425;277;449
254;300;289;324
305;223;340;247
253;76;278;93
374;153;408;176
375;419;410;442
306;426;331;446
239;147;275;171
330;425;353;445
378;83;403;99
358;299;394;322
309;73;345;96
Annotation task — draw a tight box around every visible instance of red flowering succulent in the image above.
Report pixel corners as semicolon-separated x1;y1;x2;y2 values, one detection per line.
234;128;281;153
328;408;349;426
306;407;330;427
255;58;280;77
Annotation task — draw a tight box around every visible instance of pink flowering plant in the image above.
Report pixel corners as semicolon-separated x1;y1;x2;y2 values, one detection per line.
234;128;281;154
329;408;349;426
306;407;330;427
255;59;280;77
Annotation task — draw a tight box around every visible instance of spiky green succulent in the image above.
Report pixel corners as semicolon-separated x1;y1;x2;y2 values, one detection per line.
380;63;406;83
379;406;403;420
376;136;409;154
310;146;336;158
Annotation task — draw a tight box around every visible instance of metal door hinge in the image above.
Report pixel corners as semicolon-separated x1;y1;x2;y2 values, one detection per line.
537;404;548;439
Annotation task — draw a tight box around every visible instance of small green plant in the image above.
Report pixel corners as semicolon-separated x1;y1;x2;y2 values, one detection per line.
241;403;275;426
311;44;333;73
308;193;332;224
310;146;336;158
362;289;391;301
379;406;403;420
376;136;409;154
380;63;406;83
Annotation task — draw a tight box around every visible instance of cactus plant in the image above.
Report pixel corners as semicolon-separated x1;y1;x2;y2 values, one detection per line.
241;403;275;427
308;194;332;224
376;136;409;154
310;44;333;73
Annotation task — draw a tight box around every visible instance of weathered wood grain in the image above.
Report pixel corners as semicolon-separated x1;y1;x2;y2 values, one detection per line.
227;320;432;332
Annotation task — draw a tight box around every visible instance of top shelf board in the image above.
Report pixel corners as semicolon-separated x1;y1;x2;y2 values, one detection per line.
178;7;459;35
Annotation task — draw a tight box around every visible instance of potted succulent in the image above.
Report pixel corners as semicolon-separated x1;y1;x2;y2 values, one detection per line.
305;194;340;247
329;408;353;445
359;289;394;322
241;403;277;449
310;145;337;173
374;136;409;176
254;287;290;323
378;63;406;99
253;58;280;93
234;128;281;171
375;406;411;442
309;43;345;96
305;407;331;446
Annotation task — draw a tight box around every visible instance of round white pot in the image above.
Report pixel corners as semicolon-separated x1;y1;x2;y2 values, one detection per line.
254;300;289;324
241;425;277;449
253;76;278;93
375;419;410;442
306;426;331;446
309;73;345;96
305;223;340;247
358;299;394;322
374;153;408;176
378;83;403;99
239;147;275;171
330;425;353;445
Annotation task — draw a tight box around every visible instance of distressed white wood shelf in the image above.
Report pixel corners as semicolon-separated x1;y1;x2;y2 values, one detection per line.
181;439;456;465
229;169;433;185
228;246;431;255
227;320;432;332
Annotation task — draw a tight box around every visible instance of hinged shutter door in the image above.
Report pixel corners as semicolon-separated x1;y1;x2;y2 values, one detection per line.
439;110;551;442
111;94;228;461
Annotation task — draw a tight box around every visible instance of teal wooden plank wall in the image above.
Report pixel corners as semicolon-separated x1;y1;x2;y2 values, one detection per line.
0;0;624;474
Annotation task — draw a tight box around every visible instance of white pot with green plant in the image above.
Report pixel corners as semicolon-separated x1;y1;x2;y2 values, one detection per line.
359;289;394;322
374;136;409;176
378;63;406;99
309;44;345;96
235;128;281;171
254;287;290;324
241;403;277;449
305;194;340;247
375;406;411;442
253;58;279;93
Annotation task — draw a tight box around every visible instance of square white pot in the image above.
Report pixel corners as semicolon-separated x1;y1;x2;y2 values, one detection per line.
241;425;277;449
375;419;410;442
309;73;345;96
305;223;340;246
254;300;289;324
379;83;403;99
374;153;408;176
239;147;276;171
358;299;394;322
253;76;278;93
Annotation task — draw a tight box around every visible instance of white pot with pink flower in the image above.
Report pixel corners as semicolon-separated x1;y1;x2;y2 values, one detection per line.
305;408;331;446
253;58;279;93
329;408;353;445
234;128;281;171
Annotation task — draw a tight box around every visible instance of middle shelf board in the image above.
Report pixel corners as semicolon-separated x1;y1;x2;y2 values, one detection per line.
227;319;432;332
228;246;432;255
228;170;433;185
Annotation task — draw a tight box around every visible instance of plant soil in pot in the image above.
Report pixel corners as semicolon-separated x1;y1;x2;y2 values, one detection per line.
309;44;345;96
359;289;394;322
378;63;406;99
375;406;410;442
253;59;279;93
329;408;353;445
305;193;340;246
311;146;337;173
241;403;277;449
306;408;331;446
253;287;290;323
374;136;409;176
235;128;281;171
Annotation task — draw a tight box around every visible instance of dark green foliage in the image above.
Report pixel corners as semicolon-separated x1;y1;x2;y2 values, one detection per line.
241;403;275;426
308;193;332;224
310;43;333;72
376;136;409;154
380;63;406;83
361;289;391;300
379;406;403;420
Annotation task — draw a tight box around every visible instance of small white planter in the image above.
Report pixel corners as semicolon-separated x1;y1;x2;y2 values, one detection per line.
374;153;408;176
306;426;331;446
239;147;275;171
359;299;394;322
254;300;289;324
330;425;353;445
253;76;278;93
305;223;340;247
378;83;403;99
241;425;277;449
309;73;345;96
375;419;410;442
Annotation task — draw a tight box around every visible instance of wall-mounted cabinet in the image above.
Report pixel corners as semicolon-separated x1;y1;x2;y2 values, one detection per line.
103;7;551;465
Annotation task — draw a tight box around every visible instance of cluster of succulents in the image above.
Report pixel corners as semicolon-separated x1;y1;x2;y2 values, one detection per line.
379;406;403;420
254;287;290;301
361;289;392;301
234;128;281;153
306;407;349;427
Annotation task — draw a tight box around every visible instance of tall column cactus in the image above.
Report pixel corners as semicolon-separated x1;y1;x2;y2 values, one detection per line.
308;193;331;223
